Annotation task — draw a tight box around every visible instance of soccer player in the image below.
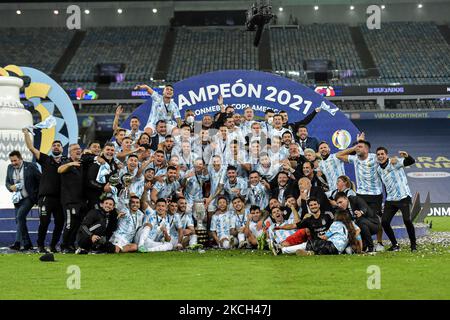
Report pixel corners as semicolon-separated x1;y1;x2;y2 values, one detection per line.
182;158;209;214
134;83;182;135
267;206;300;251
210;196;234;249
175;197;197;248
76;197;118;254
296;210;362;256
137;198;174;252
317;141;346;192
230;196;250;248
113;105;143;143
271;198;333;255
336;136;385;252
151;166;182;204
205;155;227;213
223;165;248;201
376;147;417;251
109;195;145;253
245;171;270;210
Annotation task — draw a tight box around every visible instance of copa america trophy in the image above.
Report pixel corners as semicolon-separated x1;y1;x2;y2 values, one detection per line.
117;173;133;212
0;76;33;209
193;200;208;245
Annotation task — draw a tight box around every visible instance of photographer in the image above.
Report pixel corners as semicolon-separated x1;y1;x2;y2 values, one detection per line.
76;197;118;254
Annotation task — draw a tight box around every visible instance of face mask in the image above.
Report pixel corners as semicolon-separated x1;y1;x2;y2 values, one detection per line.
267;117;273;125
186;116;195;124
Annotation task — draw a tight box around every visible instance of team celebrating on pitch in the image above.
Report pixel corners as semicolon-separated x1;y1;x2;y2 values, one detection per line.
6;83;417;256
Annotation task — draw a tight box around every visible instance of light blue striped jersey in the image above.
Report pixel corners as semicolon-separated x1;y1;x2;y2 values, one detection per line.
325;221;361;253
223;176;248;201
245;182;270;209
230;207;250;230
112;209;145;243
207;165;227;197
376;158;412;201
268;214;296;244
146;91;181;128
153;179;181;200
174;212;194;230
348;153;383;195
184;170;209;203
318;154;346;191
210;211;233;239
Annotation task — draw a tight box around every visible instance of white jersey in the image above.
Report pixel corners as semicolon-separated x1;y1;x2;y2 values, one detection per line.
268;215;296;244
111;209;145;244
175;212;194;230
210;211;233;240
318;154;346;191
245;183;270;209
377;158;412;201
348;153;383;195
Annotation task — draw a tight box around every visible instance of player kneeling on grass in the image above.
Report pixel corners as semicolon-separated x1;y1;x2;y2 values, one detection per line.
230;196;250;248
76;197;118;254
244;205;266;249
296;210;363;256
109;195;145;253
138;198;174;253
267;204;300;252
210;196;234;249
175;197;197;249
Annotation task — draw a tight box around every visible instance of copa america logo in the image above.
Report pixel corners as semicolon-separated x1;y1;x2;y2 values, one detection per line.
332;129;352;150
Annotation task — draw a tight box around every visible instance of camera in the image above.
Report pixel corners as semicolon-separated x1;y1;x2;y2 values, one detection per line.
245;0;274;46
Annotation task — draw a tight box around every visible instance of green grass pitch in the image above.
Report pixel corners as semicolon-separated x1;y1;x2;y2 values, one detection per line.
1;217;449;300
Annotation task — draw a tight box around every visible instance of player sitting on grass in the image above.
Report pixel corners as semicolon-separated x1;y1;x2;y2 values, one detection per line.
109;195;145;253
230;196;250;248
210;196;234;249
271;198;333;255
296;210;362;256
267;203;300;252
175;197;197;249
244;205;266;250
137;198;174;253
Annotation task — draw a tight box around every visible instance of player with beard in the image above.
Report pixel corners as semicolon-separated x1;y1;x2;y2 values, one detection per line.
110;196;145;253
210;196;233;249
85;142;119;211
317;141;346;192
23;129;66;253
151;166;182;204
376;147;417;252
175;197;197;248
135;83;182;136
337;135;385;252
230;196;250;248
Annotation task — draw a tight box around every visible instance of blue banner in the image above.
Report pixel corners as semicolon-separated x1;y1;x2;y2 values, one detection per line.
122;70;361;181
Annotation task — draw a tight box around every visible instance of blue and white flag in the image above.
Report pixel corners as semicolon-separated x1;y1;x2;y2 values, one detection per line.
96;162;111;184
25;115;57;136
319;101;339;116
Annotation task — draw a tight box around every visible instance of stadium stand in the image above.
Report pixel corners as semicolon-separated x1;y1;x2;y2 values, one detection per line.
270;24;364;76
361;22;450;85
0;28;75;74
333;100;379;111
166;27;259;81
62;26;167;82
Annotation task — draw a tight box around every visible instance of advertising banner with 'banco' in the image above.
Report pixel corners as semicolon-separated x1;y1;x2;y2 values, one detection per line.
123;70;360;181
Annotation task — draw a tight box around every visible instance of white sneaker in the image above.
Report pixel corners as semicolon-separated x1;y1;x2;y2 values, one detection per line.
345;246;354;255
375;243;385;252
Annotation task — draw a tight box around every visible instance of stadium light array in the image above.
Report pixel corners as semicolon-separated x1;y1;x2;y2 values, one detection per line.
350;5;355;10
152;8;158;13
381;5;385;10
84;9;90;15
279;7;284;12
16;10;21;15
53;10;59;15
117;8;123;14
314;6;319;11
418;4;423;9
